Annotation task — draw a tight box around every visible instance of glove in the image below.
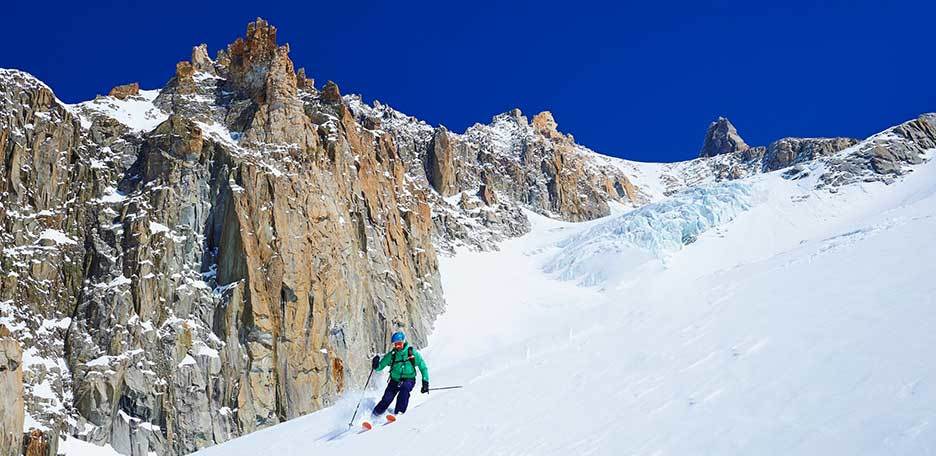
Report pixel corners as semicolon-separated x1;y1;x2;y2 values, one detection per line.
421;380;429;394
371;355;380;370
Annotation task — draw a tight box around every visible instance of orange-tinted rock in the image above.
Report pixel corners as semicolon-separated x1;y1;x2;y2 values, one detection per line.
22;430;47;456
107;82;139;99
321;81;341;104
296;68;314;90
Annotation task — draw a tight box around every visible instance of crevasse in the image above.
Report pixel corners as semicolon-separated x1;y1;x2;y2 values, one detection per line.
545;181;756;285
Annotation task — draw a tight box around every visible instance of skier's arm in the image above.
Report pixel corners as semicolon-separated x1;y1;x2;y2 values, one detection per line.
376;351;393;371
415;351;429;382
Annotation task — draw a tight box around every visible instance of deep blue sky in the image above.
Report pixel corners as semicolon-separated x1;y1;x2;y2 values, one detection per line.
5;1;935;162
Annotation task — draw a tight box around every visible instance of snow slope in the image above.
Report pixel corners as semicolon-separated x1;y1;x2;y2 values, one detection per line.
197;158;936;455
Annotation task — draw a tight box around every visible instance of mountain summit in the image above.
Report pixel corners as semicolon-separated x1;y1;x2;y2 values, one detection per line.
699;116;750;157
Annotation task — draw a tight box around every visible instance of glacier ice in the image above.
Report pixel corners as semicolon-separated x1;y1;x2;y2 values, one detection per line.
545;181;756;285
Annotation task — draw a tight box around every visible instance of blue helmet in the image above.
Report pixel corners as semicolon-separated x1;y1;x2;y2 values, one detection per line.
391;331;405;343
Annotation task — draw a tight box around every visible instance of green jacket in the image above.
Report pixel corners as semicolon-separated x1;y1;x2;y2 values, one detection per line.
376;342;429;382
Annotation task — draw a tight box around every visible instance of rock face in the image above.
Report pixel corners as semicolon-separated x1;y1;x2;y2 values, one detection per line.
0;20;441;455
819;114;936;186
763;137;859;171
699;117;750;157
427;127;457;196
348;103;644;252
0;69;82;453
0;326;24;456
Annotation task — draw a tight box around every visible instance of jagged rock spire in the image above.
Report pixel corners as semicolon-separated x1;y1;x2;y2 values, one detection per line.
699;117;750;158
223;17;296;103
191;44;215;74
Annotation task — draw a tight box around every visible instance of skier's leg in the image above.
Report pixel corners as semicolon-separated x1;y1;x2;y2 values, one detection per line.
372;380;400;415
393;379;416;414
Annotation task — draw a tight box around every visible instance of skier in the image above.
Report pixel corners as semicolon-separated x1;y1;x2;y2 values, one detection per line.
370;331;429;416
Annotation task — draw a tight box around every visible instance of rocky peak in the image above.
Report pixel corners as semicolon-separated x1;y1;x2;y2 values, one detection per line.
321;80;342;104
532;110;568;142
296;68;314;91
223;17;296;103
172;60;197;94
492;108;527;127
204;18;317;150
191;44;215;74
532;111;557;133
699;117;750;158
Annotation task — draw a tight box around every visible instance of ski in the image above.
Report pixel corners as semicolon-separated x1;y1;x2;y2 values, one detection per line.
359;414;395;433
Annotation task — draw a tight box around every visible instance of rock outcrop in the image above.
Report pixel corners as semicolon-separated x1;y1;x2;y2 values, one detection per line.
190;45;215;74
427;127;457;196
819;114;936;186
699;117;750;157
108;83;140;100
0;326;24;456
763;137;858;171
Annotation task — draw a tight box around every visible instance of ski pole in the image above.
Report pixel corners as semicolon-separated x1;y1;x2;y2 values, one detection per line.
427;385;463;391
348;367;375;428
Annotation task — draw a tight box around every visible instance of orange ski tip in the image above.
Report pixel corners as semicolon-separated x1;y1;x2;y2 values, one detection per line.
362;421;373;430
385;414;396;422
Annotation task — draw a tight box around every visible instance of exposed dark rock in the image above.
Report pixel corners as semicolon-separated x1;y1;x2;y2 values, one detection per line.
763;137;858;171
699;117;749;157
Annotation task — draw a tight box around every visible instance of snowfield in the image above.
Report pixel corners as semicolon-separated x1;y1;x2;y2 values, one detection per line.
195;158;936;455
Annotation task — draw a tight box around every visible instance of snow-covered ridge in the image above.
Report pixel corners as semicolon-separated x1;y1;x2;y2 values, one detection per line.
71;88;167;132
0;68;58;98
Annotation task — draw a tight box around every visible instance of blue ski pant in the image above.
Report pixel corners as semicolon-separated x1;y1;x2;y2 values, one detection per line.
373;379;416;415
